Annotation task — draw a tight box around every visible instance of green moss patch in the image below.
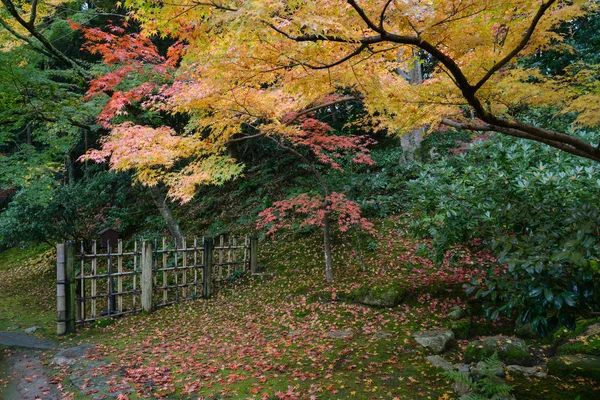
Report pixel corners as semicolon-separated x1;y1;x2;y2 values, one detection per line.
555;319;600;356
345;282;407;307
0;246;55;334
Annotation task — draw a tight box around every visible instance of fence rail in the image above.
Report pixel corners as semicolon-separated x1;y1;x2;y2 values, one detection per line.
57;235;258;334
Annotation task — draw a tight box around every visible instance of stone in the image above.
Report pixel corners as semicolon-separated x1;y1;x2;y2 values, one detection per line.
464;336;533;366
506;365;547;378
447;306;466;321
547;354;600;381
327;330;353;339
288;330;304;337
413;330;455;354
8;351;59;399
556;321;600;357
52;344;95;366
471;360;504;378
347;284;406;308
373;331;392;339
23;326;40;334
585;323;600;336
426;355;454;371
451;377;472;397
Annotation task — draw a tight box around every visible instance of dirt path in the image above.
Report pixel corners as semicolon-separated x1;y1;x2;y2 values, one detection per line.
0;331;60;399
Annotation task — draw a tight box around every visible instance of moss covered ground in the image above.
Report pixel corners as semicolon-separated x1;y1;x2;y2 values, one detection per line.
1;220;599;398
0;244;55;334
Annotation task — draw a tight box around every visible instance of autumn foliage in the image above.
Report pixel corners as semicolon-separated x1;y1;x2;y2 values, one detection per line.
257;192;374;237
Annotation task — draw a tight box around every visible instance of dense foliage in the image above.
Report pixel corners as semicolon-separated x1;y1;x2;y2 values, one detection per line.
1;1;599;333
408;129;600;333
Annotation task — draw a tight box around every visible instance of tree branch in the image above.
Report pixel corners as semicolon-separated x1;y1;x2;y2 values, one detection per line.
379;0;393;31
347;0;384;34
266;22;383;44
0;16;53;58
441;118;600;162
297;44;368;70
472;0;556;91
28;0;39;26
0;0;91;78
284;96;362;124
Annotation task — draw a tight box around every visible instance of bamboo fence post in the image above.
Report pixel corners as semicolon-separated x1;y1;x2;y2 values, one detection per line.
107;241;114;315
117;239;123;313
182;236;187;299
250;237;258;274
141;241;153;312
66;241;76;333
243;236;248;271
219;235;224;281
233;236;238;273
162;237;167;304
193;236;198;298
56;243;66;335
203;237;213;299
227;236;232;278
133;240;138;311
174;238;179;303
91;240;97;319
79;241;85;322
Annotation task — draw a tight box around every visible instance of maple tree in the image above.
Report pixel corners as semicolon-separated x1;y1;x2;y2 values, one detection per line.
69;0;600;238
109;0;599;164
255;114;375;282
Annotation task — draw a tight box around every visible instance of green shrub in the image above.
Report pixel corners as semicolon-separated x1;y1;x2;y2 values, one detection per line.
408;128;600;334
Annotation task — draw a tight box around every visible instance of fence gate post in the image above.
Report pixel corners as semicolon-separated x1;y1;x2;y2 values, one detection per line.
203;237;213;299
65;241;76;333
140;241;153;312
57;243;66;335
249;236;258;274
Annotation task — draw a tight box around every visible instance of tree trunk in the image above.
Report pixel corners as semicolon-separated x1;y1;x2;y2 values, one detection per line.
149;185;185;246
66;154;75;185
398;49;424;161
323;211;333;283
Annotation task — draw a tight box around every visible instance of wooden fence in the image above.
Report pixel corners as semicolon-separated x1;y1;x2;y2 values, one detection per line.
56;235;257;335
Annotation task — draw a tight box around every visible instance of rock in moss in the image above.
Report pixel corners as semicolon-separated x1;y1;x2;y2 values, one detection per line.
506;365;547;378
547;354;600;380
447;306;466;321
426;355;454;371
413;330;455;354
464;336;533;366
556;322;600;357
347;283;407;307
553;319;600;343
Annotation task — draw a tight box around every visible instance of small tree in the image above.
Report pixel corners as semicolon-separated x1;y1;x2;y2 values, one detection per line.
257;115;375;282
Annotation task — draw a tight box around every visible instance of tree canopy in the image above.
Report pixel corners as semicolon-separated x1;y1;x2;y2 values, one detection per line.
63;0;598;201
